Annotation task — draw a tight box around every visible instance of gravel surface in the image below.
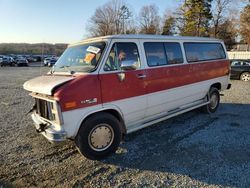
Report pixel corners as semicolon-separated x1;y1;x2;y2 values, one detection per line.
0;66;250;188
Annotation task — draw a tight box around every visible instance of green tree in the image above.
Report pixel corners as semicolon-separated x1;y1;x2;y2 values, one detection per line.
240;5;250;46
162;16;176;35
179;0;212;36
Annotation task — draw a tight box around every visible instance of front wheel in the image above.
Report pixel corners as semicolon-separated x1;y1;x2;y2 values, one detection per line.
240;72;250;82
202;87;220;113
75;112;122;160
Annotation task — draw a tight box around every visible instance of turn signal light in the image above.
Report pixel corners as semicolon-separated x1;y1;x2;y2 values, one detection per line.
65;101;77;109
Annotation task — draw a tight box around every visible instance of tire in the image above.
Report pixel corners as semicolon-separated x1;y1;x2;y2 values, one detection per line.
75;112;122;160
240;72;250;82
202;87;220;113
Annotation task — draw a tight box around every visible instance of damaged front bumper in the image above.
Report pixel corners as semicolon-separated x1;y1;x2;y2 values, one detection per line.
31;113;67;142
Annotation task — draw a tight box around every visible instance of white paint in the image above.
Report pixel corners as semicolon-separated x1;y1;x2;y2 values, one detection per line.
23;75;74;95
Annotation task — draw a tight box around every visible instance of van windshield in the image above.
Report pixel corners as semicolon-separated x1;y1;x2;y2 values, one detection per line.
52;42;106;73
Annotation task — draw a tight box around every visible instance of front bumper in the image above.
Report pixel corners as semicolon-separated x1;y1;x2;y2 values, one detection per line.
31;113;66;142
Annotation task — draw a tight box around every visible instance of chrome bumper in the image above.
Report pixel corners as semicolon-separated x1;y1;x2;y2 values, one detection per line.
31;113;66;142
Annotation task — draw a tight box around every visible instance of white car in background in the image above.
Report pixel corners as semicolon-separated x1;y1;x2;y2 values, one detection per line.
43;58;51;66
43;57;58;66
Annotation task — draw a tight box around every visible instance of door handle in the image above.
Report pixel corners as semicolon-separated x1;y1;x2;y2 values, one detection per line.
136;74;146;79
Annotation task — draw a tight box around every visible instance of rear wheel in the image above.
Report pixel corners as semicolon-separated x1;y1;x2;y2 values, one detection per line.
75;112;122;160
240;72;250;82
202;87;220;113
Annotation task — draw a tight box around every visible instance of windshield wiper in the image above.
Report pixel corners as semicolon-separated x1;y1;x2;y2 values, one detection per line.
58;65;75;75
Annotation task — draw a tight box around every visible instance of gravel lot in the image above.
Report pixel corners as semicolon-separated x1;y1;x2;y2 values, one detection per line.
0;66;250;188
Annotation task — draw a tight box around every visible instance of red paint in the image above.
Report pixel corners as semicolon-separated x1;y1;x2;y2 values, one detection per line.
145;60;229;94
99;70;147;103
55;59;230;112
54;74;102;112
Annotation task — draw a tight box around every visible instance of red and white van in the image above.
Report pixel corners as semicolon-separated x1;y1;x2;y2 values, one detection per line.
23;35;231;159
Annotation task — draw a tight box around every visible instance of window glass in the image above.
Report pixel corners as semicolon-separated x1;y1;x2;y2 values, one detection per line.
231;60;250;66
231;60;241;66
144;43;167;67
184;43;226;62
164;43;183;64
242;61;250;66
53;42;106;73
104;43;140;71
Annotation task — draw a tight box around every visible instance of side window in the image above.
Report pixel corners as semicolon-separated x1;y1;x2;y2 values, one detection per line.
242;61;250;66
104;42;140;71
164;43;183;64
144;42;167;67
184;42;226;62
231;61;241;66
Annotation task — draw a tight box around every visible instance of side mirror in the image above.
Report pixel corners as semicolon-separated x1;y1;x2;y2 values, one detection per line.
120;60;137;71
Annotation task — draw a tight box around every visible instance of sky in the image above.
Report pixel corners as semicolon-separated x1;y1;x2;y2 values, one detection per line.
0;0;179;44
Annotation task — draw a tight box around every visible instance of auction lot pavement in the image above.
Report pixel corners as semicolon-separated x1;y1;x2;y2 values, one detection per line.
0;66;250;188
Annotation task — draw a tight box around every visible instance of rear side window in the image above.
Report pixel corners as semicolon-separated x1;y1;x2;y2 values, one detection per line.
164;43;183;64
144;43;167;67
184;42;226;62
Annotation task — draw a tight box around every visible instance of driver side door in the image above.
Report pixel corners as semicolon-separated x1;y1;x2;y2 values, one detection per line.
99;40;147;127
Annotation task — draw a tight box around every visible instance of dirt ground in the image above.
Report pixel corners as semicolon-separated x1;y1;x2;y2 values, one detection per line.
0;66;250;188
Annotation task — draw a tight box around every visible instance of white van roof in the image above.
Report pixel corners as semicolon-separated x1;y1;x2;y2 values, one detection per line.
70;34;223;46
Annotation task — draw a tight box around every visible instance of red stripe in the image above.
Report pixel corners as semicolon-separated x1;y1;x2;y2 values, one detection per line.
55;60;230;112
145;60;229;94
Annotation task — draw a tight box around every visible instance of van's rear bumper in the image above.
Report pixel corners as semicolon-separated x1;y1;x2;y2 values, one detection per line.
31;113;66;142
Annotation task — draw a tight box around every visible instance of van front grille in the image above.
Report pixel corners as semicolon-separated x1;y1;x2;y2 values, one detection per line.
35;98;55;121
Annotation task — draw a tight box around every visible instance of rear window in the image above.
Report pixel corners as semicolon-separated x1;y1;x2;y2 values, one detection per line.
184;42;226;62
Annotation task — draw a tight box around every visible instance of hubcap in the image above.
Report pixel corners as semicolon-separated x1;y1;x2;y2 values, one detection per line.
210;93;218;109
88;124;114;152
241;73;250;81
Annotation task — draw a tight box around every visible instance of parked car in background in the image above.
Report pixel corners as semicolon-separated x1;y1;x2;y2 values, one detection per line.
0;56;3;64
47;59;57;67
16;58;29;66
43;57;51;66
43;57;58;66
0;56;15;66
27;56;36;62
33;55;43;62
230;59;250;81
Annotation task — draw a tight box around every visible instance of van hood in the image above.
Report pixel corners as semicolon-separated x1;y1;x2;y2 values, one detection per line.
23;75;74;95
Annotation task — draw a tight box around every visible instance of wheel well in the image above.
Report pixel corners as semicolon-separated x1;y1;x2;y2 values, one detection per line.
240;71;250;76
211;83;221;91
82;109;126;134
